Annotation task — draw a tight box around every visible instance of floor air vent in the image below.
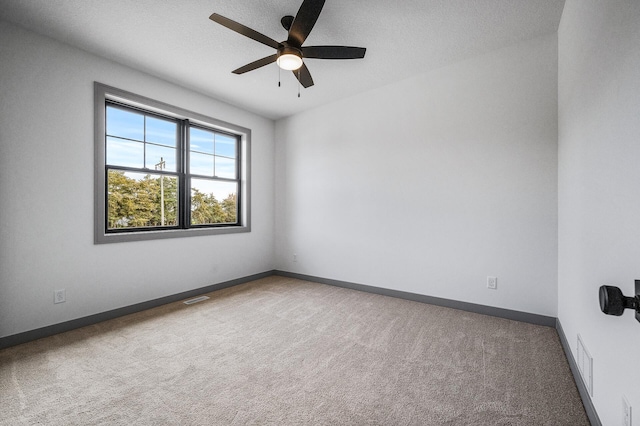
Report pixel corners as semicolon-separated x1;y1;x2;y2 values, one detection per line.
183;296;210;305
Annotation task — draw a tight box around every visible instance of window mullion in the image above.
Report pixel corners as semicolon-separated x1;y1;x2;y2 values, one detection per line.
179;119;189;229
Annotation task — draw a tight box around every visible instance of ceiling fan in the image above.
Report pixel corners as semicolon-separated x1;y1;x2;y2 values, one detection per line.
209;0;366;89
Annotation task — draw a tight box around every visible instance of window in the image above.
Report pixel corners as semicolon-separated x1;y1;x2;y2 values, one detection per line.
95;82;251;243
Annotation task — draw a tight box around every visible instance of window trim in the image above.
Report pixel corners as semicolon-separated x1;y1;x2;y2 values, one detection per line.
94;82;251;244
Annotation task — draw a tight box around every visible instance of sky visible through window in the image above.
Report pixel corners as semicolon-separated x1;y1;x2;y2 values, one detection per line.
106;105;237;201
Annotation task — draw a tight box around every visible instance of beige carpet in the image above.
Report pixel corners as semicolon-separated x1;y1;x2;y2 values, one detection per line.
0;276;589;425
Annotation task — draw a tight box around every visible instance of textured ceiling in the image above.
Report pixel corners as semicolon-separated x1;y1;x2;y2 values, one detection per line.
0;0;565;120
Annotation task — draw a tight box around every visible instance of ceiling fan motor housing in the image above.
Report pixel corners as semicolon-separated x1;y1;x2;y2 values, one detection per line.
278;45;302;58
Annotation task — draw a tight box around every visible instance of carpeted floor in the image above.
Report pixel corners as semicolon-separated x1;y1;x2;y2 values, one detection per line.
0;276;589;425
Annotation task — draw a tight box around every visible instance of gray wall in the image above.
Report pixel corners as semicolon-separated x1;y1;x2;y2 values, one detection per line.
275;34;559;317
558;0;640;423
0;21;276;338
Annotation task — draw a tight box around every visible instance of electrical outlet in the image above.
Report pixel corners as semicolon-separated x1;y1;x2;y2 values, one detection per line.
487;276;497;290
293;253;297;263
54;289;66;304
623;396;632;426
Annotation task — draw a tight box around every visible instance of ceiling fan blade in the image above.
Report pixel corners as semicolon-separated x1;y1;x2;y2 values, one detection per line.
232;54;278;74
210;13;281;50
301;46;366;59
287;0;326;47
293;63;314;88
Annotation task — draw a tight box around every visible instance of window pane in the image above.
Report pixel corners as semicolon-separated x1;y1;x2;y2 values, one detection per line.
190;127;214;154
146;144;177;172
146;116;177;147
190;152;214;176
215;133;237;158
107;170;178;229
191;179;237;225
215;156;236;179
106;136;144;168
106;106;144;141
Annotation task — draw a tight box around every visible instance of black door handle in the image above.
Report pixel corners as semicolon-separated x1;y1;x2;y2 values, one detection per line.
599;281;640;323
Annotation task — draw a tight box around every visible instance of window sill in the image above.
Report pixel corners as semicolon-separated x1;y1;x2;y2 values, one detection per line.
95;224;251;244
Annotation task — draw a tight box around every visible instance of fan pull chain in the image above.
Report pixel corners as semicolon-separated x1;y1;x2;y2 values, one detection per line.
278;66;281;87
297;69;301;98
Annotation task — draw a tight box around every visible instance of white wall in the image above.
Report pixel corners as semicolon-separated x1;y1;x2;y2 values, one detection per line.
0;21;275;338
275;34;559;317
558;0;640;424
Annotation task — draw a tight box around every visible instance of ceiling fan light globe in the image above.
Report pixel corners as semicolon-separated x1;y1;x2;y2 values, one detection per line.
277;54;303;71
